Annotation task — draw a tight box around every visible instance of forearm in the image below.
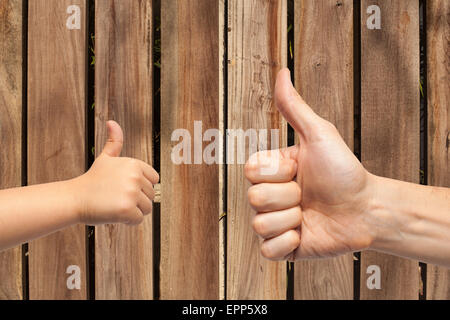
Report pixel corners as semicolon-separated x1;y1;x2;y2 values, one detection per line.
368;174;450;267
0;180;80;251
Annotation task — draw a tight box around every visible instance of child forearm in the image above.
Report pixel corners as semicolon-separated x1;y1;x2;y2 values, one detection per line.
0;180;80;251
0;121;158;252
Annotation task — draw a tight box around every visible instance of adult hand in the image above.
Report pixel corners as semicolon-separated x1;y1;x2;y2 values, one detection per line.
246;69;375;261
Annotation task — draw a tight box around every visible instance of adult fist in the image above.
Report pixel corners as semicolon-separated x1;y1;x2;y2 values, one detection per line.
246;69;376;261
74;121;159;226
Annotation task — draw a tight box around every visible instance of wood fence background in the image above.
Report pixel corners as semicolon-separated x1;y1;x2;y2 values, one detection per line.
0;0;448;300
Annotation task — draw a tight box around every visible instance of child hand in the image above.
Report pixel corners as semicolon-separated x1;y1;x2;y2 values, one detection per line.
245;69;375;261
73;121;159;226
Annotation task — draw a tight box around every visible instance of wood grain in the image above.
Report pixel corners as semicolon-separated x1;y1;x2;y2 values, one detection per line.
161;0;220;299
28;0;86;300
426;0;449;300
219;0;226;300
95;0;153;300
0;0;23;300
227;0;287;300
360;0;420;300
294;0;354;300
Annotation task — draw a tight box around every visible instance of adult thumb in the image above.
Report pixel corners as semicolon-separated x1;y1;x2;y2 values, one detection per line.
274;68;321;135
102;120;123;157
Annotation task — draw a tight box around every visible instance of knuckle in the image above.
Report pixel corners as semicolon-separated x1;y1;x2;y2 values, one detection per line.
118;198;135;214
126;188;139;199
128;159;141;171
141;200;153;215
125;182;140;197
129;172;141;182
288;231;301;249
252;216;267;237
145;203;153;215
247;187;264;209
128;158;139;166
275;89;295;112
260;242;274;260
244;161;256;180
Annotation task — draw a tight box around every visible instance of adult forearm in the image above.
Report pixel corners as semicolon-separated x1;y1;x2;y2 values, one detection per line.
0;180;80;251
368;175;450;267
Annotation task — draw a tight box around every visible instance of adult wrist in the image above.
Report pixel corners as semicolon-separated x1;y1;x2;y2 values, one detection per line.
364;174;415;253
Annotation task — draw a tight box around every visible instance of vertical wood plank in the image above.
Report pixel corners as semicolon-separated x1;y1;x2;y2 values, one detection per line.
95;0;153;300
0;0;23;300
426;0;449;300
219;0;226;301
293;0;354;300
161;0;220;299
28;0;87;300
360;0;420;299
227;0;287;300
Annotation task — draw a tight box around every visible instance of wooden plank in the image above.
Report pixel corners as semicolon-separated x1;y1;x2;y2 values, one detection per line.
219;0;226;301
293;0;354;300
95;0;153;300
227;0;287;300
360;0;420;299
426;0;450;300
28;0;87;299
0;0;23;300
161;0;220;299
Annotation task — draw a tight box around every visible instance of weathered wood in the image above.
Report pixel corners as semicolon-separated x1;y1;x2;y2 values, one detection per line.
360;0;420;299
219;0;226;301
161;0;220;299
294;0;354;300
0;0;23;300
28;0;87;300
227;0;287;299
95;0;153;300
426;0;449;300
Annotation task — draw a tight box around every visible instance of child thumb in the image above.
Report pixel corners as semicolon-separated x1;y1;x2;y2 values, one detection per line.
102;120;124;157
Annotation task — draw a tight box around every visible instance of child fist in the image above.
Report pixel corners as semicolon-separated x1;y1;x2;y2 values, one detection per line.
73;121;159;226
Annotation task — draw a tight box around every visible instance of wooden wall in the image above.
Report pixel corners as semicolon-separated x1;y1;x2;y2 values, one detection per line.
0;0;447;300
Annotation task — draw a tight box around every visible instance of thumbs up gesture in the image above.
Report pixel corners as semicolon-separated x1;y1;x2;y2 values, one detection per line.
74;121;159;226
246;69;376;261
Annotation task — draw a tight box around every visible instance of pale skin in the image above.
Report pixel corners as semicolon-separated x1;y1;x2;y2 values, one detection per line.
1;74;449;270
0;121;159;252
246;68;450;268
